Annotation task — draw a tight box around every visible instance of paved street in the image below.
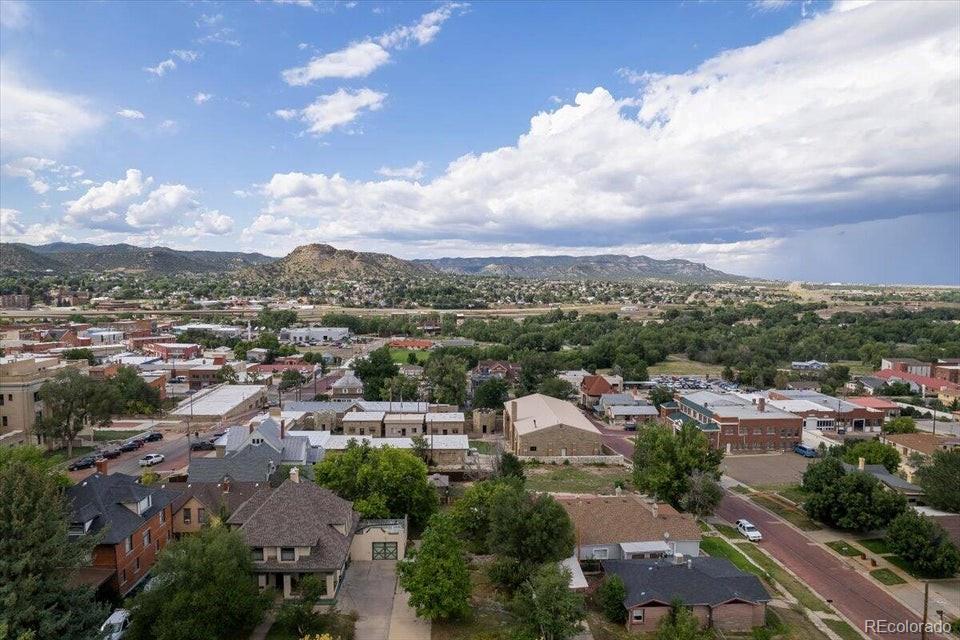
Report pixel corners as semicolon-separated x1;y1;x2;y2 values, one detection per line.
717;491;947;640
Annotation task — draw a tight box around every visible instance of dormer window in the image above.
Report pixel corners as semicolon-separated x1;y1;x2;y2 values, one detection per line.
137;495;152;514
252;437;263;445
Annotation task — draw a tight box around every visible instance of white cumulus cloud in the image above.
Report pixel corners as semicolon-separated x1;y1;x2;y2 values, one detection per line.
377;161;426;180
144;58;176;77
276;88;386;136
116;108;145;119
171;49;200;62
124;183;198;228
193;92;213;105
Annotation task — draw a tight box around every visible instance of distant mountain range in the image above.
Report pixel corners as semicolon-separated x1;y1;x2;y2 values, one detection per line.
0;242;274;274
418;254;741;283
0;241;744;283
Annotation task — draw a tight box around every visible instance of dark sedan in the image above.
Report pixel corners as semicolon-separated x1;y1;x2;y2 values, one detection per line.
190;440;215;451
68;456;97;471
97;448;122;460
119;440;141;452
143;432;164;442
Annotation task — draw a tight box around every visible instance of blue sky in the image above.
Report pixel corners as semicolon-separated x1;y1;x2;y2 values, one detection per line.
1;0;958;284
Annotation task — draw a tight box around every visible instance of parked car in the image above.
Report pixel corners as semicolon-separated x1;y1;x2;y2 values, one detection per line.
99;609;130;640
139;453;164;467
68;456;97;471
190;440;215;451
97;448;122;460
736;519;763;542
143;432;164;442
118;440;141;453
793;443;818;458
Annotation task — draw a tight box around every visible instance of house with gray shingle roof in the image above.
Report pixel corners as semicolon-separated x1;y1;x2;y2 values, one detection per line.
602;557;770;633
227;469;406;599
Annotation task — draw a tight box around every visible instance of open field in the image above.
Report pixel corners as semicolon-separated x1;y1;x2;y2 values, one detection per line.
648;354;726;377
722;453;813;488
390;348;429;364
93;429;146;442
524;465;632;494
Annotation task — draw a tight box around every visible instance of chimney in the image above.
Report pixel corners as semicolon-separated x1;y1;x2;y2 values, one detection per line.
758;398;766;412
652;502;659;518
289;466;300;483
858;456;865;471
222;478;231;493
509;400;517;422
248;422;255;434
673;553;683;565
96;458;109;475
280;419;286;440
687;558;693;570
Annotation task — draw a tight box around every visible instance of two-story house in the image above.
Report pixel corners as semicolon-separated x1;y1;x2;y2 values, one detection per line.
66;473;177;596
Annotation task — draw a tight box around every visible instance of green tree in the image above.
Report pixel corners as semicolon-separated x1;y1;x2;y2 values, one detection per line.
312;442;438;528
537;377;575;399
449;479;522;553
126;526;268;640
597;575;627;623
494;451;525;481
511;564;585;640
381;375;420;402
256;308;298;332
804;469;906;531
655;599;709;640
473;377;509;409
648;386;674;408
680;470;723;517
407;351;420;365
840;439;900;474
801;457;845;494
216;364;239;384
353;347;399;401
410;435;430;464
882;416;917;435
632;423;723;508
488;488;574;589
0;458;107;640
61;348;96;365
915;449;960;512
425;355;468;406
774;371;790;389
886;511;960;578
105;365;162;414
279;369;305;391
34;369;112;456
397;514;471;621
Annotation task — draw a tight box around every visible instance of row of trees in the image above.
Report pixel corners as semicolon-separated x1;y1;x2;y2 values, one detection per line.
35;367;164;456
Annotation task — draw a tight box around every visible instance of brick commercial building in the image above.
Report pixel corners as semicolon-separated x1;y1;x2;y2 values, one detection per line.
675;391;802;452
765;390;884;433
67;472;177;596
143;342;202;360
504;393;603;457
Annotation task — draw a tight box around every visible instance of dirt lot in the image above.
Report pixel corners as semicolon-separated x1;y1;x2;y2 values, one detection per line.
721;452;813;488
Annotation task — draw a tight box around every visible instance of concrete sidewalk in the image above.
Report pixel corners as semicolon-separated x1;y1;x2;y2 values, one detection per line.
387;588;430;640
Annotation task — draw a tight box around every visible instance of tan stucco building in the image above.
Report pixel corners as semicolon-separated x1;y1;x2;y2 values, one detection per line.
504;393;603;457
0;355;88;445
342;411;384;436
425;412;465;435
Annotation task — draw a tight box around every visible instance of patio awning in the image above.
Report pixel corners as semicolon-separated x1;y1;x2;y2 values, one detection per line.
561;555;588;590
620;541;671;555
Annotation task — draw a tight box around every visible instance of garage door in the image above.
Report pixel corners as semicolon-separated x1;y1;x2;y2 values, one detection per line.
372;542;398;560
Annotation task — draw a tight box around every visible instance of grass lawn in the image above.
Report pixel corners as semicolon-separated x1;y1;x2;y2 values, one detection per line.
734;543;831;613
825;540;862;557
648;354;726;377
714;523;741;539
265;611;355;640
432;567;513;640
524;465;632;494
777;484;809;506
468;440;497;455
767;606;832;640
883;555;923;578
698;520;712;532
93;429;146;442
833;360;875;377
390;348;429;365
45;446;96;464
822;618;866;640
730;484;753;494
585;611;634;640
857;538;891;555
749;494;821;531
700;536;769;580
870;568;906;585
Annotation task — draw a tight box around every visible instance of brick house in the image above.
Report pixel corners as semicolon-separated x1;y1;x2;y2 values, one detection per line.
504;393;603;457
165;480;267;536
66;472;177;596
579;375;615;408
603;557;770;633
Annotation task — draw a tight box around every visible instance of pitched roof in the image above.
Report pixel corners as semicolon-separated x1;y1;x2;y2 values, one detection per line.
846;396;900;410
188;445;280;483
165;480;266;516
331;371;363;389
603;557;771;607
557;494;701;546
882;432;960;457
228;479;359;570
67;473;177;544
507;393;601;436
841;463;922;493
582;375;614;396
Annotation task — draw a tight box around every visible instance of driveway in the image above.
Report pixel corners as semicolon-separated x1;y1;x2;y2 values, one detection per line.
337;561;397;640
717;491;947;640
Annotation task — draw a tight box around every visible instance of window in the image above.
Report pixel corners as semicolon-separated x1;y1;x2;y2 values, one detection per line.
135;557;140;572
120;569;127;584
529;446;537;452
632;609;644;623
198;508;207;524
0;395;4;405
738;426;747;435
33;391;40;402
183;508;192;524
591;548;609;560
159;509;165;524
1;417;6;427
280;547;295;561
125;535;134;554
252;547;264;561
143;530;151;546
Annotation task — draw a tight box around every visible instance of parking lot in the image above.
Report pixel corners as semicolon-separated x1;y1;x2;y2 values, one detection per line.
721;452;813;488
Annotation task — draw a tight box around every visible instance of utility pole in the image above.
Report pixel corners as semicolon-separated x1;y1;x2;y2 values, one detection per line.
921;581;929;640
